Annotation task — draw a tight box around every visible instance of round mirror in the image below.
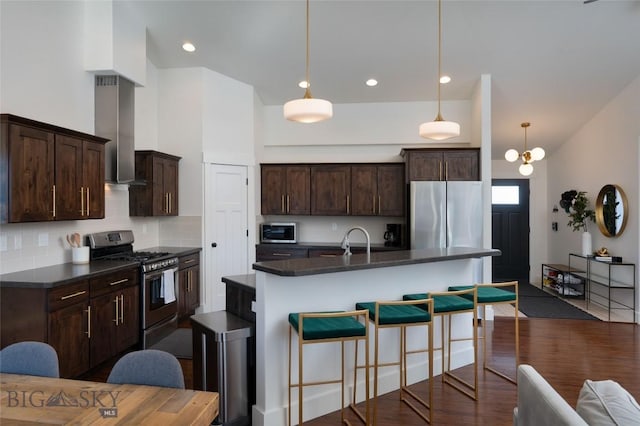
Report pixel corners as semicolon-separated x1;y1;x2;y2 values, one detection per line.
595;184;628;237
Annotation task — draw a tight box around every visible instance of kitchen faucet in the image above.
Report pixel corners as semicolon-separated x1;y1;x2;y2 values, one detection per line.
341;226;371;256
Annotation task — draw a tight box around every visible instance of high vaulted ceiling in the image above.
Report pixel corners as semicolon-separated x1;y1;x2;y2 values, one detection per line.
124;0;640;159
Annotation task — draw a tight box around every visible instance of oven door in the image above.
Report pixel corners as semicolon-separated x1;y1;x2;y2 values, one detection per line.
143;266;179;329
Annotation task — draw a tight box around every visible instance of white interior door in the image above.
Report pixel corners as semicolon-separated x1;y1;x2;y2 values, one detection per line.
204;163;248;312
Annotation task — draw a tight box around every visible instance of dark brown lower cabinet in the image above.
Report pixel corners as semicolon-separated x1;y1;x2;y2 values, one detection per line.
0;266;139;379
178;252;201;319
48;301;90;378
90;285;139;368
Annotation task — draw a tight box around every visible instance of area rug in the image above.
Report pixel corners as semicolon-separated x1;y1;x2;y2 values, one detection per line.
148;328;193;359
508;282;599;320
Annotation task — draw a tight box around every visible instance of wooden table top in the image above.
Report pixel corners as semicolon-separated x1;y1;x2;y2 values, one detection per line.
0;373;219;425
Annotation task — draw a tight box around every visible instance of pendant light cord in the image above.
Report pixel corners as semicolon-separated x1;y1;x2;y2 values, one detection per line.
435;0;443;121
303;0;312;99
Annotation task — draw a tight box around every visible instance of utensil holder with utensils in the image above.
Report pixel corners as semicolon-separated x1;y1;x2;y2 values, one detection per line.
71;246;89;264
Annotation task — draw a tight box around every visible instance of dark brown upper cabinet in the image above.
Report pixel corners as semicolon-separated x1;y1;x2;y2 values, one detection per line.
402;148;480;182
351;164;405;217
1;114;107;223
311;165;351;215
129;150;181;216
261;165;310;215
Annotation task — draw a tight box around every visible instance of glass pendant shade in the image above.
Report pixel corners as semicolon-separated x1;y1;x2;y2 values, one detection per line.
531;147;545;161
283;97;333;123
419;119;460;140
519;163;534;176
505;149;519;162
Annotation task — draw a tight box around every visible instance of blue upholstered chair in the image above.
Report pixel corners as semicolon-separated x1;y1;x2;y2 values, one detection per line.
107;349;185;389
0;341;60;378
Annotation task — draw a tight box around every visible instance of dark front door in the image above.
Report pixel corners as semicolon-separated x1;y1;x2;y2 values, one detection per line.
492;179;530;282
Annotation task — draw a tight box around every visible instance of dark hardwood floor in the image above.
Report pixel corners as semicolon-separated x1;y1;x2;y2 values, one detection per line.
84;317;640;425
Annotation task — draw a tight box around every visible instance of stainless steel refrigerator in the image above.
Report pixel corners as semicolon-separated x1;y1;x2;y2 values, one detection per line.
410;181;483;249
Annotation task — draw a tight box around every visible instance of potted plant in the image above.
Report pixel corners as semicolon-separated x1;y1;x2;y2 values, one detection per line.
559;190;595;255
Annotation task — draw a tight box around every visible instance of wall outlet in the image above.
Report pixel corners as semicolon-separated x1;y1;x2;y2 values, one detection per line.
38;233;49;247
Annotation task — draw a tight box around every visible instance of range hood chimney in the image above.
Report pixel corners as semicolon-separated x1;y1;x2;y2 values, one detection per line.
95;75;135;184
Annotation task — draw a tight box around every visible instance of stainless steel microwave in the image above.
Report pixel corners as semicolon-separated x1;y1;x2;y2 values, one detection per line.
260;222;297;243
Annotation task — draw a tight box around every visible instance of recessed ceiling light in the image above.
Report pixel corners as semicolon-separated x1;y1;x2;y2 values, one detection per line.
298;80;309;89
365;79;378;87
182;42;196;53
440;75;451;84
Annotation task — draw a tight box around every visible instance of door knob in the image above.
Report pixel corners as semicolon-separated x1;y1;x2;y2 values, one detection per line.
211;242;217;248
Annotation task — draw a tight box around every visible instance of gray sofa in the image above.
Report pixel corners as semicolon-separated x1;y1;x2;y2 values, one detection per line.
513;364;640;426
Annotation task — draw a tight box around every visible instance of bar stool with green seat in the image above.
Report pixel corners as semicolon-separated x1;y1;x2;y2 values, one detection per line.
355;298;434;424
448;281;519;384
288;309;370;426
402;287;479;400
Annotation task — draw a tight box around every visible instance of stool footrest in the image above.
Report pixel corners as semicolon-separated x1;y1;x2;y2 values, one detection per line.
484;365;516;384
443;371;478;400
400;387;431;423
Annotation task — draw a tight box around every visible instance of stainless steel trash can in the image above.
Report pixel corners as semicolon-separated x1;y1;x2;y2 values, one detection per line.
191;311;254;426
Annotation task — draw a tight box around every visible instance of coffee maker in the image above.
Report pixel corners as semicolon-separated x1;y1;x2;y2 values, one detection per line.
384;224;402;247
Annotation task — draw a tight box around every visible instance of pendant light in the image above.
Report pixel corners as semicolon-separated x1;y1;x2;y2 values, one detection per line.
505;122;545;176
283;0;332;123
419;0;460;140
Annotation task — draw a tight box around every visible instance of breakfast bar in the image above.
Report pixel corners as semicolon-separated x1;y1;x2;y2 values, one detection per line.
251;247;500;426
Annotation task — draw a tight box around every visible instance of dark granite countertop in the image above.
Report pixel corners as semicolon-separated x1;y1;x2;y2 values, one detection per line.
0;260;140;289
222;274;256;290
253;247;500;277
139;246;201;257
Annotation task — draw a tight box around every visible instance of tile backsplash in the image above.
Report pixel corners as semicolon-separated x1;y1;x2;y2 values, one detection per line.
0;184;202;275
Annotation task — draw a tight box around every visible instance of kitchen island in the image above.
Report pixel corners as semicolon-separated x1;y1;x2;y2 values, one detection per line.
251;246;500;426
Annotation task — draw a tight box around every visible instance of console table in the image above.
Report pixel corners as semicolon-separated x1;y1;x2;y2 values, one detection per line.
569;254;636;322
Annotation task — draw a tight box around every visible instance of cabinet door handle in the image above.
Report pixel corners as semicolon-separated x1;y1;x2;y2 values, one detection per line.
286;195;290;213
120;294;124;324
86;187;90;216
320;254;337;258
51;185;56;217
445;162;449;180
372;197;376;214
378;195;382;215
188;270;192;292
281;195;285;213
184;259;196;264
439;161;443;181
109;278;129;286
272;252;291;257
85;306;91;339
113;296;119;325
60;290;87;300
165;193;169;214
169;193;172;214
80;187;85;215
346;195;350;214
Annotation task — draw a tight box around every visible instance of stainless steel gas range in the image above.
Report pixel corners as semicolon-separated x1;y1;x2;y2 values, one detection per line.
87;230;179;348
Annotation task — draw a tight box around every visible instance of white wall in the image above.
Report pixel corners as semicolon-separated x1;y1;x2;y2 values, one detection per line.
263;100;471;146
547;74;640;322
0;1;93;132
0;1;159;274
547;75;639;265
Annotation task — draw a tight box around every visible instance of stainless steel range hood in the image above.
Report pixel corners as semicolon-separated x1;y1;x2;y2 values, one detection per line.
95;75;135;184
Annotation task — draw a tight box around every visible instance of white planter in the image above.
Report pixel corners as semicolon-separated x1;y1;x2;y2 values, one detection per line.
581;231;592;257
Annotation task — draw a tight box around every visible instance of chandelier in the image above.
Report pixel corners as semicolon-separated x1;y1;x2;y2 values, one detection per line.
283;0;332;123
505;122;545;176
